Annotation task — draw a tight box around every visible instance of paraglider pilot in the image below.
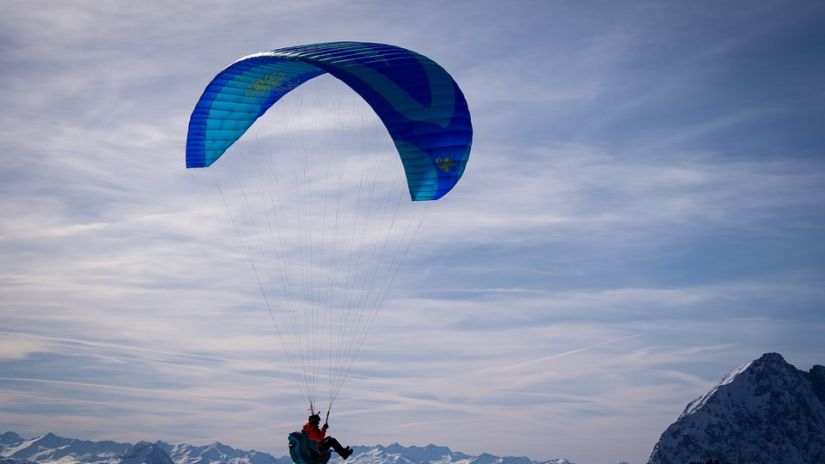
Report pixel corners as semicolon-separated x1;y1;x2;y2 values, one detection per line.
303;414;353;460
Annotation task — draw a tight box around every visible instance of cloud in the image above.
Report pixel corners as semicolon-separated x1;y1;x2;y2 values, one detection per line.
0;335;52;360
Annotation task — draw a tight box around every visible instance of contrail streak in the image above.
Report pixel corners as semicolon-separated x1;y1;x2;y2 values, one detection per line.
491;331;646;373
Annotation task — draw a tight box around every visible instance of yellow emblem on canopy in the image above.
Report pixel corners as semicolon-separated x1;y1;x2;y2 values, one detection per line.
435;156;457;173
246;73;287;97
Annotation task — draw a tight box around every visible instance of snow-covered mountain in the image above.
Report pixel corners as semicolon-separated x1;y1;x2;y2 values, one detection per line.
0;432;130;463
0;434;291;464
343;443;571;464
648;352;825;464
0;433;572;464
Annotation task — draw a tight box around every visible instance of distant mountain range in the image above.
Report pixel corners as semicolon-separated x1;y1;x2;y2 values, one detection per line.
648;352;825;464
4;352;822;464
0;432;572;464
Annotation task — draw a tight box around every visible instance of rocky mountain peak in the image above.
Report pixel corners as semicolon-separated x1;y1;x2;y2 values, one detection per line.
120;442;174;464
648;352;825;464
0;433;23;447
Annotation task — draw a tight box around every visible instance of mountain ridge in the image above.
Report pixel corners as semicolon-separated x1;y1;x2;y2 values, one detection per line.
0;432;573;464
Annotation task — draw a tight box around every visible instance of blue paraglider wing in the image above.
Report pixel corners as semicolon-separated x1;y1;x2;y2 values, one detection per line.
186;42;472;201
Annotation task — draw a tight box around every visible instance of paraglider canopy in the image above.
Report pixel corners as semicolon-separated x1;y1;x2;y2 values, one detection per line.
187;41;473;201
185;41;473;421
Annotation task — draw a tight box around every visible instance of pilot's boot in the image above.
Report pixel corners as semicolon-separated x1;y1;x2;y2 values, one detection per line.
321;438;351;459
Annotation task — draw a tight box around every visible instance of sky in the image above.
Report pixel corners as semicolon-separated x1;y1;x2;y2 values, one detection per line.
1;1;824;464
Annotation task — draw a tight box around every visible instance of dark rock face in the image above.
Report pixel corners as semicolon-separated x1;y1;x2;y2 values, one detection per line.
0;433;24;447
648;353;825;464
1;459;34;464
119;442;175;464
808;364;825;404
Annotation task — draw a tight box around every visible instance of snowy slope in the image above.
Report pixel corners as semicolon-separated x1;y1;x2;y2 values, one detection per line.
648;352;825;464
155;441;286;464
0;434;572;464
0;432;130;464
342;443;571;464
